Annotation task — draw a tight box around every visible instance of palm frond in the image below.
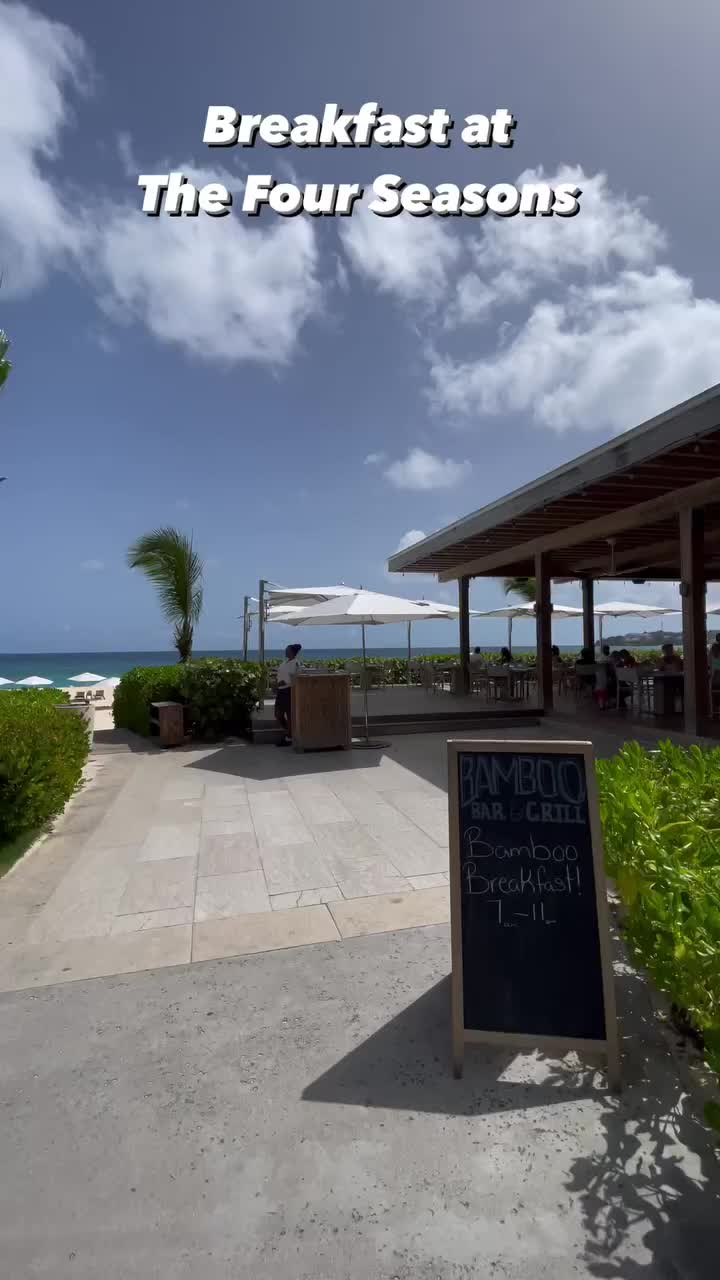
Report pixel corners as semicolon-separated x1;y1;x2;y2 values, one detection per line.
0;331;11;391
503;576;536;603
128;527;204;660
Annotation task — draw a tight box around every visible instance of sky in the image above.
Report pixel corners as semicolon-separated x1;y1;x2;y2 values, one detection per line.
2;0;720;653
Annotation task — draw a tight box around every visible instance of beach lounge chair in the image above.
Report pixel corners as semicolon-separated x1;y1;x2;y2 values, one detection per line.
92;689;105;702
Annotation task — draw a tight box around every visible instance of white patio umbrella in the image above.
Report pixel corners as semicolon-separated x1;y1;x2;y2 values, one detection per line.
68;672;106;683
265;584;359;608
0;677;14;686
15;675;53;687
473;602;583;652
593;601;668;647
275;589;467;743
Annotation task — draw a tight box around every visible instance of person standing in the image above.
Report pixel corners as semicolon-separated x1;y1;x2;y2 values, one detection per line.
274;643;303;746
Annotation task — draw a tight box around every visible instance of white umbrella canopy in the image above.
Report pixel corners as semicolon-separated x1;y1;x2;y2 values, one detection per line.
68;672;106;683
277;589;471;739
473;602;583;652
0;676;14;686
593;600;669;647
16;675;53;687
265;584;360;608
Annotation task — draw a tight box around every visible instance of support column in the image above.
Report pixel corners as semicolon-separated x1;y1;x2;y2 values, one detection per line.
258;579;266;665
459;576;470;696
535;552;553;711
582;578;595;653
679;508;707;735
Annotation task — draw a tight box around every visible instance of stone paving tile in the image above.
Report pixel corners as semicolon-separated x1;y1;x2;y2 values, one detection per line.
0;924;192;993
160;777;205;801
138;824;201;863
203;785;249;808
119;858;196;915
407;872;449;890
372;826;449;877
111;906;194;934
270;887;342;910
154;798;203;827
194;871;270;922
259;843;335;895
249;793;313;847
198;832;261;877
382;789;450;844
192;905;340;962
329;885;450;939
336;862;411;900
288;786;354;827
201;812;255;837
25;841;141;941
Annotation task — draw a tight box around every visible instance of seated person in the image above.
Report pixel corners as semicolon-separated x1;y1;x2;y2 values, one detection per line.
499;647;512;665
469;646;484;669
551;644;563;665
658;642;683;673
619;648;637;668
575;647;596;689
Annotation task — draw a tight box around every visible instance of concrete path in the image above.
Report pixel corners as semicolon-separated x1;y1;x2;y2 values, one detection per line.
1;923;717;1279
0;720;687;994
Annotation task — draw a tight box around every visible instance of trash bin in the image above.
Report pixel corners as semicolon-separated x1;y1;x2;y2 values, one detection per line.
150;701;185;747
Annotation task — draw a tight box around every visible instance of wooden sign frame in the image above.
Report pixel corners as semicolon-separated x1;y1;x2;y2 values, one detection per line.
448;739;620;1089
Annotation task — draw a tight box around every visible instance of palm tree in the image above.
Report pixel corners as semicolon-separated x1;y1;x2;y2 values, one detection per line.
0;330;10;392
127;527;203;661
503;576;536;603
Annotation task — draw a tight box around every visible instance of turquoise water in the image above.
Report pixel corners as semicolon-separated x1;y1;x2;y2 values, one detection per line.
0;644;657;688
0;648;458;686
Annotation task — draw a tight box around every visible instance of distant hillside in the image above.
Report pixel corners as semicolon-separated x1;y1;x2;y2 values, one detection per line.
604;628;683;645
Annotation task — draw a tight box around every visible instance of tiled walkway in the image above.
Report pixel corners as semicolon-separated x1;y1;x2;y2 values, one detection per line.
0;733;458;992
0;714;697;994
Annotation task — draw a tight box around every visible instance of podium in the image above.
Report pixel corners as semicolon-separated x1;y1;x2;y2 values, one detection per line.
291;673;352;751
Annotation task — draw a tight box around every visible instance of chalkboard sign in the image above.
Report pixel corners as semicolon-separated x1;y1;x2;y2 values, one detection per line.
448;740;619;1086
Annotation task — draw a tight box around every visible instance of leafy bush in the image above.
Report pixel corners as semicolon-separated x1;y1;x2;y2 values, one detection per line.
181;658;264;739
113;659;264;740
598;741;720;1129
0;690;89;842
113;665;186;736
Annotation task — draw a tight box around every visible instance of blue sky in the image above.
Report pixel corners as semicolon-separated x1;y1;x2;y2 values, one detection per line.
2;0;720;653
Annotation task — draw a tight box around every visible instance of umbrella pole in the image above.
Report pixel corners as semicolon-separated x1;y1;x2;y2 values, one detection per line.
362;623;370;741
407;622;412;686
508;616;513;656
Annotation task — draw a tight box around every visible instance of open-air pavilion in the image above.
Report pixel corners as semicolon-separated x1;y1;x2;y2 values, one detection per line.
388;382;720;737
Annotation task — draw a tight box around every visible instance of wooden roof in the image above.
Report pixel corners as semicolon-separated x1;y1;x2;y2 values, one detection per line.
387;384;720;583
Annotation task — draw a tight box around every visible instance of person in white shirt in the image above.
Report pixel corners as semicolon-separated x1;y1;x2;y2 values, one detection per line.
274;643;303;745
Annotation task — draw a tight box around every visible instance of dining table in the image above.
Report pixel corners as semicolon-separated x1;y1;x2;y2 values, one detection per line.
649;670;684;717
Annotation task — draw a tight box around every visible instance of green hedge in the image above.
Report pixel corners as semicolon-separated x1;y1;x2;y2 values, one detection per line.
114;659;265;740
598;741;720;1130
0;689;89;843
113;666;186;736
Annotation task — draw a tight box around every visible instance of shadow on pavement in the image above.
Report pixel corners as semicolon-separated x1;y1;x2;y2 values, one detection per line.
304;964;720;1277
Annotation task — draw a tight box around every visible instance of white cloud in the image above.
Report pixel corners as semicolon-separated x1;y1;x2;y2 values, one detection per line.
80;558;104;572
385;448;470;491
431;266;720;434
0;11;325;367
93;192;323;366
427;166;720;435
395;529;427;552
339;201;460;302
0;2;88;295
364;451;386;466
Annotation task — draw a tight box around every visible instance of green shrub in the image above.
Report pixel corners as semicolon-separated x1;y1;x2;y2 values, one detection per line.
181;658;264;739
113;666;186;735
598;741;720;1129
113;659;264;740
0;690;89;842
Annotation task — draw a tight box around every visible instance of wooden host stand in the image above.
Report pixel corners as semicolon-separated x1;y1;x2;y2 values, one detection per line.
291;672;352;751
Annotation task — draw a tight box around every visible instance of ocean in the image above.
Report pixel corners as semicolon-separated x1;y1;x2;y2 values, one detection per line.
0;643;655;688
